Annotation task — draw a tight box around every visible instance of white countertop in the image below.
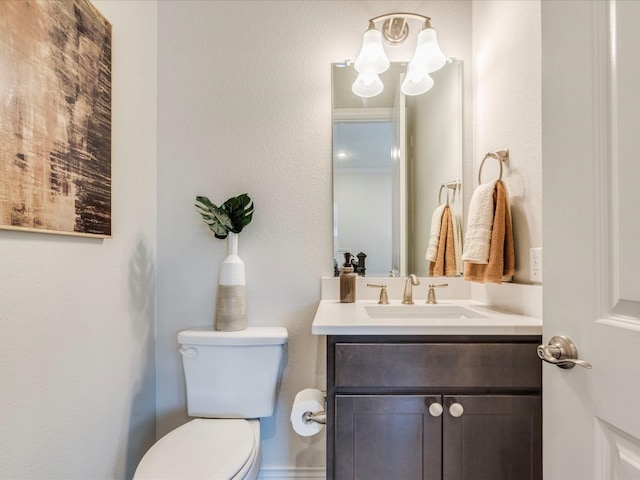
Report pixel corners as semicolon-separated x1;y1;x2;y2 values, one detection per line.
311;299;543;336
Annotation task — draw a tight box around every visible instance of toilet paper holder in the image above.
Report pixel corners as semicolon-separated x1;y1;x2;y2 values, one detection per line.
292;388;326;432
301;390;326;425
302;410;327;425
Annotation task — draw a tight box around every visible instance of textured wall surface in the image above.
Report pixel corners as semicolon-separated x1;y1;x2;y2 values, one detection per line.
472;0;542;284
0;1;158;478
156;0;471;471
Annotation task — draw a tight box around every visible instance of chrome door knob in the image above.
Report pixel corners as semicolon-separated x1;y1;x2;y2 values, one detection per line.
537;335;592;369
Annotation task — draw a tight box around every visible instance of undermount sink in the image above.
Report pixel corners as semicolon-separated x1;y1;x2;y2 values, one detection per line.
364;304;487;320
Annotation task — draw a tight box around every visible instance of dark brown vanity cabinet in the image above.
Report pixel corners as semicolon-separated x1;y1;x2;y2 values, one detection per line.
326;335;542;480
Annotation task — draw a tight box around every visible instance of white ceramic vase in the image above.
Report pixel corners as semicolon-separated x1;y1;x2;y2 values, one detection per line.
215;232;247;331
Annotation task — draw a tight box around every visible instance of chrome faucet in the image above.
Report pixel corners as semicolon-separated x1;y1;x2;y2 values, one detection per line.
402;274;420;304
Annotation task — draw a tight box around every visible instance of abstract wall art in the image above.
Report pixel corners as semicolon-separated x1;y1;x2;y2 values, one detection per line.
0;0;112;237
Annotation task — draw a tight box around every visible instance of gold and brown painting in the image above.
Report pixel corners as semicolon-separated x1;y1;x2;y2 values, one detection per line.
0;0;112;237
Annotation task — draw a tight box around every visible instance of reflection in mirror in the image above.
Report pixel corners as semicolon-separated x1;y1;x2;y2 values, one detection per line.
332;60;463;277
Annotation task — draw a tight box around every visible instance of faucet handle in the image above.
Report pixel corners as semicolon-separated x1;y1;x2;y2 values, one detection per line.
426;283;449;304
367;283;389;304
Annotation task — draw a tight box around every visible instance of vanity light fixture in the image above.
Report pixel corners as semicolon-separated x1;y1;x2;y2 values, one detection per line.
352;13;447;98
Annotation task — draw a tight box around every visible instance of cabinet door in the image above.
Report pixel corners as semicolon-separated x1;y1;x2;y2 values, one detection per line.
335;395;442;480
443;395;542;480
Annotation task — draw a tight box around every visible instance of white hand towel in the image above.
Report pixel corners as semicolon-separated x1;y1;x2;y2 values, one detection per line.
462;179;497;264
425;204;447;262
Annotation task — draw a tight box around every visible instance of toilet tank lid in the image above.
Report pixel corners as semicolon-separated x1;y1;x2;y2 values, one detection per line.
178;326;288;346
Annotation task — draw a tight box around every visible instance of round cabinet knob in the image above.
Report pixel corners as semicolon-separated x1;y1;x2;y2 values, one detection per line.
428;403;443;417
449;402;464;418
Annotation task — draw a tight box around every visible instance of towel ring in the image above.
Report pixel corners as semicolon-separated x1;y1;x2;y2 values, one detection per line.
438;184;449;205
478;148;509;184
449;181;460;203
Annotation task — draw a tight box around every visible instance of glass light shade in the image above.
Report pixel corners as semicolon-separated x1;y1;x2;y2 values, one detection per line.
409;27;447;74
352;73;384;98
354;29;390;75
400;70;434;96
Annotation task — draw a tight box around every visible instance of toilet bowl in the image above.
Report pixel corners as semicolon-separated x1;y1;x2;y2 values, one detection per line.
133;326;287;480
133;418;261;480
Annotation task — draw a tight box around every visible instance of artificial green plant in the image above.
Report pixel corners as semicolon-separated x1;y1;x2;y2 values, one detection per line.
195;193;254;239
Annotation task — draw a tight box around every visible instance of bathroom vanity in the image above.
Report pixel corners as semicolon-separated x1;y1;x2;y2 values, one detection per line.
313;292;543;480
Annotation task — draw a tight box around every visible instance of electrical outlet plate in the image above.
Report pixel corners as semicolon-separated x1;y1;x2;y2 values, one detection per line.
530;247;542;283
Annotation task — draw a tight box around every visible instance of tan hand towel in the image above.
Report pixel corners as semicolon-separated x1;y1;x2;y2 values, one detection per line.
464;181;515;283
429;206;457;277
452;210;463;275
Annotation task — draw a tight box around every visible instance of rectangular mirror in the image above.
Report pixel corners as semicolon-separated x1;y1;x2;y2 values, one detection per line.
332;60;463;277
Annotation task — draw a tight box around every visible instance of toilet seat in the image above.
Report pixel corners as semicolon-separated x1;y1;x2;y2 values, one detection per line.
133;418;259;479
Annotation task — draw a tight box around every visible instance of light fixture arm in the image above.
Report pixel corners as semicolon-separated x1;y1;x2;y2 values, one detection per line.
365;13;433;46
368;12;431;27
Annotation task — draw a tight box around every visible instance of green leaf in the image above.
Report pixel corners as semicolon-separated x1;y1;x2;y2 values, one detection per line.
222;193;254;234
195;195;234;239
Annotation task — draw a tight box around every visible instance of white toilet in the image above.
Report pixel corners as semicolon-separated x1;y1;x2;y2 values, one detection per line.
133;326;288;480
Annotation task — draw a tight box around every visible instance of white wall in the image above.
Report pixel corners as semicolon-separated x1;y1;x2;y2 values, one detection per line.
472;0;542;284
335;170;393;276
156;0;471;473
0;1;157;479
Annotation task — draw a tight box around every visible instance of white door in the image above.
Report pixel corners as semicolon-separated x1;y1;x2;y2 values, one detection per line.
542;1;640;478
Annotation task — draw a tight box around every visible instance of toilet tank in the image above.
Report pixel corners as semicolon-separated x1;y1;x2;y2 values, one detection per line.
178;326;287;419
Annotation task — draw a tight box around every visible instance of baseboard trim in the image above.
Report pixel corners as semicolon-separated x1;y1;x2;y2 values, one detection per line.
258;466;326;479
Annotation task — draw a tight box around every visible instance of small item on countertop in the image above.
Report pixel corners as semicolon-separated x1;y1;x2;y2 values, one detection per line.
340;264;356;303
